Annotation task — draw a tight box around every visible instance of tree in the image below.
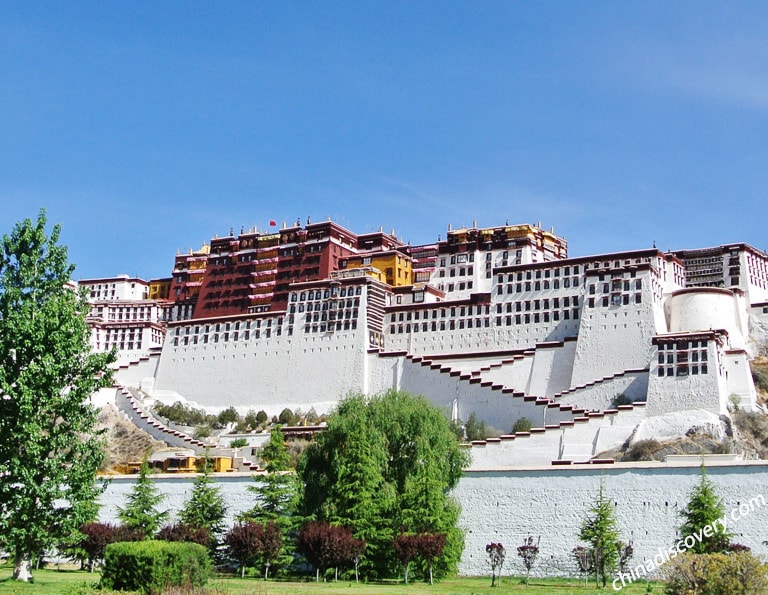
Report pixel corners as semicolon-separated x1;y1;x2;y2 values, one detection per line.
679;465;732;554
296;520;336;582
224;521;282;579
76;522;118;572
326;524;365;582
178;458;227;545
217;406;240;426
578;479;621;588
278;407;296;426
414;532;446;585
486;542;506;587
572;546;594;588
299;390;469;580
516;535;540;585
465;411;487;441
117;459;168;538
0;211;115;581
241;425;300;573
394;532;419;584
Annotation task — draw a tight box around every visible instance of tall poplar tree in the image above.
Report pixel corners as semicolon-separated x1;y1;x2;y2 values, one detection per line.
0;211;115;581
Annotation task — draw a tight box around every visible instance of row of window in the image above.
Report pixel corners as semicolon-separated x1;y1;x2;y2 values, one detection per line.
496;295;580;313
389;304;492;323
292;286;363;302
174;317;284;336
498;277;581;293
304;320;358;333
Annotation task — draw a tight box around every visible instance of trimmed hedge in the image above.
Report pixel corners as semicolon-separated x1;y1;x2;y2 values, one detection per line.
101;540;212;593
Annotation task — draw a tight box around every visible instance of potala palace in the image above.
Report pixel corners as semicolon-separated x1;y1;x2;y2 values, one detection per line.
81;219;768;468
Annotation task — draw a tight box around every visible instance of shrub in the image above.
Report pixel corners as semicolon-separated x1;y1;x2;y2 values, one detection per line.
157;523;212;548
100;540;211;593
611;393;633;407
752;367;768;392
230;437;248;449
624;439;661;462
512;417;533;433
662;551;768;594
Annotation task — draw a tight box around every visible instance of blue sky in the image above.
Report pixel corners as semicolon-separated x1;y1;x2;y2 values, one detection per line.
2;2;767;280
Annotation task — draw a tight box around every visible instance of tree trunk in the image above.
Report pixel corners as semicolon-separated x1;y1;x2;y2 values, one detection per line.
265;561;270;580
13;554;32;582
241;565;246;579
429;563;433;586
316;567;319;582
491;569;496;587
404;563;409;584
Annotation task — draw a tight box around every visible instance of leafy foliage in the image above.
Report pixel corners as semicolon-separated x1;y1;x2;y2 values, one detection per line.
486;542;506;587
465;411;487;441
296;520;336;581
178;461;227;543
516;536;540;585
394;532;419;584
156;523;212;548
295;520;364;582
70;522;143;572
299;390;469;580
512;417;533;433
414;532;446;585
578;479;621;588
217;406;240;426
662;551;768;594
224;521;282;579
154;400;220;428
242;425;300;573
0;211;115;581
100;540;212;592
278;407;298;426
117;460;168;538
678;466;732;554
229;437;248;449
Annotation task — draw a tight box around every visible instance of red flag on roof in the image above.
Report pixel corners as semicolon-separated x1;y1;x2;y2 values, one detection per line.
269;220;277;226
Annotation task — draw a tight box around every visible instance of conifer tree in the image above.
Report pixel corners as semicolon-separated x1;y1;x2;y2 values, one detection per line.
579;478;620;588
679;465;732;553
117;459;168;538
178;456;227;544
0;211;115;581
241;425;300;572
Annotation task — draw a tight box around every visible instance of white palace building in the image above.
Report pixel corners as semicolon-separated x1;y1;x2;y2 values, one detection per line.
80;221;768;467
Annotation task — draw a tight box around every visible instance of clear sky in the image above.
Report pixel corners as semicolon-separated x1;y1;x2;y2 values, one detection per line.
2;2;767;280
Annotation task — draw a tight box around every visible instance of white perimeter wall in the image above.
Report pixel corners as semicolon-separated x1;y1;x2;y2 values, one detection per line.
96;461;768;579
152;329;367;414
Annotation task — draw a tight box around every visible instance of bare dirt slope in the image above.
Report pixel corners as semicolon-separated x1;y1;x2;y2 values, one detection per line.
97;404;168;471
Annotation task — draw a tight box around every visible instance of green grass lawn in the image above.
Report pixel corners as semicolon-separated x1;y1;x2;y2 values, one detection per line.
0;568;659;594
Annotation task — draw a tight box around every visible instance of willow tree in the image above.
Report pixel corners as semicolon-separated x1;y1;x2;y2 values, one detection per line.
299;390;469;579
0;211;114;581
